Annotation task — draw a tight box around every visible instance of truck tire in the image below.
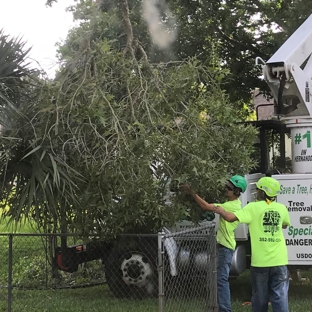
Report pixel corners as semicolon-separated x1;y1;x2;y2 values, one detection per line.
105;240;158;299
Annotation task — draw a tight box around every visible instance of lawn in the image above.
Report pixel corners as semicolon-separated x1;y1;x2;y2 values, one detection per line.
0;269;311;312
1;218;312;311
0;285;158;312
0;216;37;233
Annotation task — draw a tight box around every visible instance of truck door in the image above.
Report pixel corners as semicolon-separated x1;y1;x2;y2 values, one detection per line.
274;174;312;265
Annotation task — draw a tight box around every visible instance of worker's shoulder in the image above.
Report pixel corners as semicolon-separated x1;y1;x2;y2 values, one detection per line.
221;199;242;211
246;200;287;210
271;201;288;210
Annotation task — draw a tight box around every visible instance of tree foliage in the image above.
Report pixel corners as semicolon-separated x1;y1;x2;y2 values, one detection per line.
0;0;263;237
0;33;256;236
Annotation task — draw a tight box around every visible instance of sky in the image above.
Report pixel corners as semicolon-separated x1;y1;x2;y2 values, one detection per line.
0;0;77;76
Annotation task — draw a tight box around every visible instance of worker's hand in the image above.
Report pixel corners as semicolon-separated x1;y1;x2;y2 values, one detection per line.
214;206;223;214
181;184;192;194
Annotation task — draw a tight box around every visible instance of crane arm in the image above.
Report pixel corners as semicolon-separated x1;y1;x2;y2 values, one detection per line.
261;14;312;118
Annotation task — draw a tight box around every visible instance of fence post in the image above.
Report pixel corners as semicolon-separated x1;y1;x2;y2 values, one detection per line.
158;233;164;312
205;227;218;312
211;231;218;312
8;234;13;312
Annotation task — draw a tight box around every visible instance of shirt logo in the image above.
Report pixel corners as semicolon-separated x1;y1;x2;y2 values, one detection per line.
262;210;281;236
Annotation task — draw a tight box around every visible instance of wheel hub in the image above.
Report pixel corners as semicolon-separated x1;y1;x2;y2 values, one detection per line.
121;253;153;289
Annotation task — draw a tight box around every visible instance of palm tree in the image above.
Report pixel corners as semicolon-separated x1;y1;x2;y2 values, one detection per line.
0;30;36;220
0;31;79;233
0;30;32;126
0;32;84;278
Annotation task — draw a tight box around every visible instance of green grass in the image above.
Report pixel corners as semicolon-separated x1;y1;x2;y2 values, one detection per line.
0;219;36;233
1;218;312;311
0;285;158;312
0;267;311;312
0;272;310;312
0;218;43;287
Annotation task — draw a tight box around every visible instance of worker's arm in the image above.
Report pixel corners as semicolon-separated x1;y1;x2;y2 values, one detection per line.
282;209;291;229
214;206;238;222
181;184;216;212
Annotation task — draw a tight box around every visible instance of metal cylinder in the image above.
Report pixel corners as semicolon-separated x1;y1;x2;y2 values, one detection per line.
194;252;210;271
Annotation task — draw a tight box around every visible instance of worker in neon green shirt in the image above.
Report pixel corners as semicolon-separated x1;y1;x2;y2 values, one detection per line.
215;176;291;312
182;175;247;312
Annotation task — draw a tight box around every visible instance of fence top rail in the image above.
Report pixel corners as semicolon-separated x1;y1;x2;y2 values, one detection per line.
162;222;216;238
0;225;215;238
0;233;81;237
0;232;160;237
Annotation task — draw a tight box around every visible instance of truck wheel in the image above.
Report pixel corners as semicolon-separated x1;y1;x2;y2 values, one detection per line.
105;243;158;299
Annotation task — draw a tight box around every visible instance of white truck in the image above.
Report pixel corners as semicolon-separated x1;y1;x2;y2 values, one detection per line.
250;12;312;268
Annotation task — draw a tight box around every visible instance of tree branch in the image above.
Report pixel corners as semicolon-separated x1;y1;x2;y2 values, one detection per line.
119;0;135;58
134;39;148;61
119;0;148;61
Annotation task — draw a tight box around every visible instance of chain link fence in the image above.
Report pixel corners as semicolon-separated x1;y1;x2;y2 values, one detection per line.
0;225;217;312
0;233;108;312
159;223;217;312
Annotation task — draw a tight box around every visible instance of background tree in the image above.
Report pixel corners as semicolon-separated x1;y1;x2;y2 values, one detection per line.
53;0;312;112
